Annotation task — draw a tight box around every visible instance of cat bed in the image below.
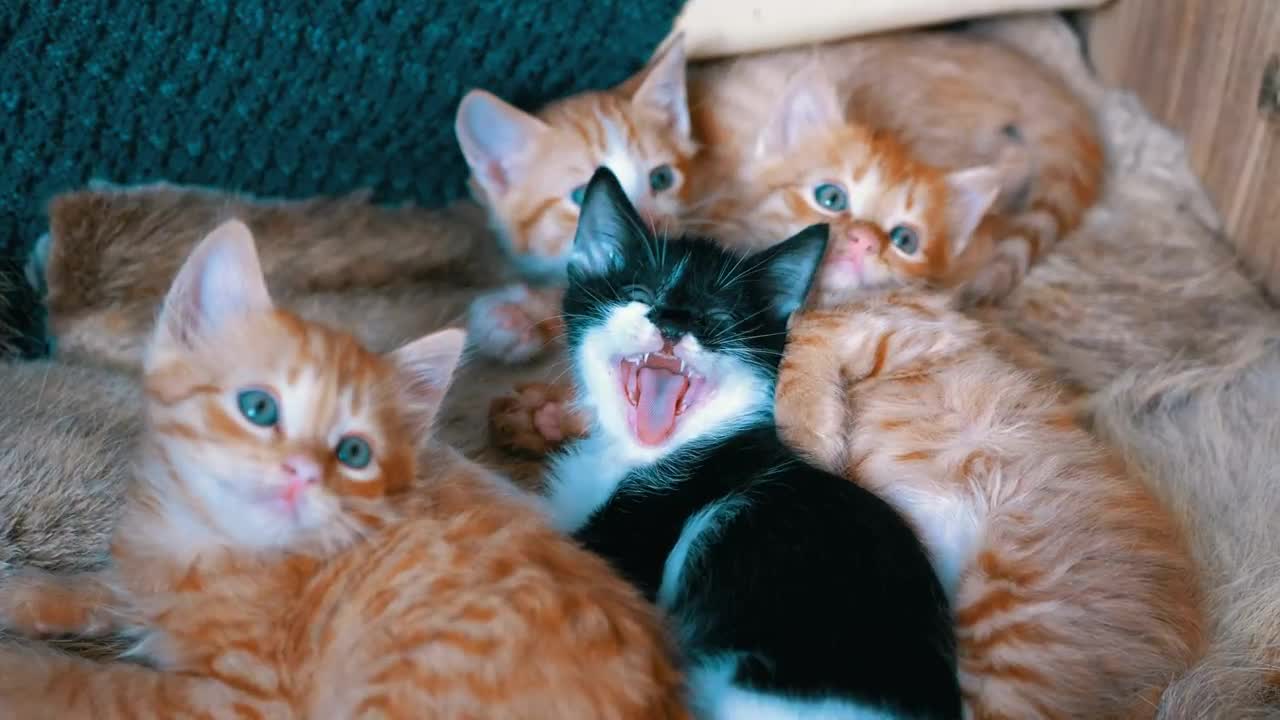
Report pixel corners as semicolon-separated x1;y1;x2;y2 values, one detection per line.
9;14;1280;715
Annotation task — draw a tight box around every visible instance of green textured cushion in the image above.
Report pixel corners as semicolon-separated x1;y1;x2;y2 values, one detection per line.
0;0;685;256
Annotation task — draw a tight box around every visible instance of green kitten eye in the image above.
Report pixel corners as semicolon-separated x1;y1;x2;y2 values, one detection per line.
237;389;279;427
889;225;920;255
335;435;373;470
649;164;676;193
813;183;848;212
569;184;588;206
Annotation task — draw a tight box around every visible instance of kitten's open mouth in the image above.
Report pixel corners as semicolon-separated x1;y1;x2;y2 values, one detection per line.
618;345;709;446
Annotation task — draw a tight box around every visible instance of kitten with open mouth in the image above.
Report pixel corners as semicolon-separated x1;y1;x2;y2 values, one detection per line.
544;167;961;719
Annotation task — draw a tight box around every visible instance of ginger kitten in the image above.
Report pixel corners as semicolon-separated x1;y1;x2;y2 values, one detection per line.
455;38;696;363
691;30;1103;303
774;293;1204;719
546;168;960;719
0;220;688;719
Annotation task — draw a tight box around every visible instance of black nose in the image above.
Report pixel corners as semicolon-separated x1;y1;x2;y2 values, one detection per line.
650;308;692;343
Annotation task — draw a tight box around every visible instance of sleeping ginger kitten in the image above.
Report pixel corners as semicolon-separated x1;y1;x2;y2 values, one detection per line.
455;38;696;363
775;292;1204;719
0;220;687;719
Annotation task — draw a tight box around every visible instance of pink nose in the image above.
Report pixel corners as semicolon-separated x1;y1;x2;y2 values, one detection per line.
281;455;321;499
828;226;881;272
844;225;880;255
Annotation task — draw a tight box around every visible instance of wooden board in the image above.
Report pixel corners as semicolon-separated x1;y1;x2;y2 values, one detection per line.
675;0;1109;59
1087;0;1280;295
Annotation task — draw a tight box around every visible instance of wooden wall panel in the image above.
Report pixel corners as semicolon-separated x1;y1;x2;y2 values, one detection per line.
1087;0;1280;295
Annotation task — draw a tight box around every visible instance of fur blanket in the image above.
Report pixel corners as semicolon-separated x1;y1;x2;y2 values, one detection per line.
4;13;1278;717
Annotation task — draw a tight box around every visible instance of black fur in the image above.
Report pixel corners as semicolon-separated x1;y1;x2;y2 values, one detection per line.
560;168;961;718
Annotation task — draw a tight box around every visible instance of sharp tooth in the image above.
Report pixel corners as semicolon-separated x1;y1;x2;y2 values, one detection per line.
630;366;642;404
677;359;687;374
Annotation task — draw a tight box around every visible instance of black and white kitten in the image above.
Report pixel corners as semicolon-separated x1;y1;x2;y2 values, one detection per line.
545;167;961;720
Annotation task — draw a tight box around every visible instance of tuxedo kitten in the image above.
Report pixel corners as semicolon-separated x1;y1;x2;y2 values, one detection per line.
545;168;961;719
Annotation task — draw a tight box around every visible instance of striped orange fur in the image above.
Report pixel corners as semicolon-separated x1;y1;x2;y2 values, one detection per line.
0;221;688;719
456;38;698;363
774;293;1205;719
689;30;1104;305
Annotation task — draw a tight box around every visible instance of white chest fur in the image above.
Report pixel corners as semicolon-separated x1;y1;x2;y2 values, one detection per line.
544;434;643;533
876;483;983;599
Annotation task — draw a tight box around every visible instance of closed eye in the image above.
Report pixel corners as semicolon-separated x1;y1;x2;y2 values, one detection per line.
707;310;735;328
623;284;655;305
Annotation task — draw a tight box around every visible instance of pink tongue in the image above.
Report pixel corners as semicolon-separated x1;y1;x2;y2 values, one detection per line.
634;367;688;446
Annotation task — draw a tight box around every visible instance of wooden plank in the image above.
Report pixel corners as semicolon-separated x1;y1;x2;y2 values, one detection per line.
675;0;1110;59
1087;0;1280;295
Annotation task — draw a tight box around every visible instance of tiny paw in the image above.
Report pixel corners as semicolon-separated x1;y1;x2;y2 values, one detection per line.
959;259;1019;307
489;383;587;457
467;284;562;364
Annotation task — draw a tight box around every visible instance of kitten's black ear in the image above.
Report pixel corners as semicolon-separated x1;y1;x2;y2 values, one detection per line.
569;167;646;277
751;224;829;321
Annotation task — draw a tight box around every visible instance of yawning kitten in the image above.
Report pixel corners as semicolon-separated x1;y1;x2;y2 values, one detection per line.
455;37;696;362
545;167;960;719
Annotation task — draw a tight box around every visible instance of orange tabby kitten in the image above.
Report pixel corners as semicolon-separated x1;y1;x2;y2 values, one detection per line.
0;220;688;719
773;292;1203;719
691;30;1103;303
455;38;696;363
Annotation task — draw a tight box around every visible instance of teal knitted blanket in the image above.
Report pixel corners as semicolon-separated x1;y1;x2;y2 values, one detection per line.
0;0;685;256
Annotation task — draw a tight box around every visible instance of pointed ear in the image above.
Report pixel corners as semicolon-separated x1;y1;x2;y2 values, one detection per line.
944;166;1001;257
389;327;467;426
568;167;646;277
751;223;830;321
757;70;843;158
455;90;550;197
629;34;691;139
153;219;272;352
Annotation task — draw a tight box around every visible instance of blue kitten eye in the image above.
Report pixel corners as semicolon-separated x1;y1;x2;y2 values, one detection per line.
889;225;920;255
569;184;588;205
335;435;373;470
649;164;676;193
813;183;848;212
237;389;279;427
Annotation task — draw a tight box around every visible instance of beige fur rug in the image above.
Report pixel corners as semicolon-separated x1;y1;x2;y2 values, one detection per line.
9;12;1280;716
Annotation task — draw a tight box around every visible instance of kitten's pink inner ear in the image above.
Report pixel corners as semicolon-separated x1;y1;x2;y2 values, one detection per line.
454;90;549;196
757;71;842;158
944;166;1002;257
390;328;468;418
155;219;272;348
630;34;691;138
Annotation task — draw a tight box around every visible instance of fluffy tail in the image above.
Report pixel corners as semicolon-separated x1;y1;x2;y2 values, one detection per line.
42;183;496;318
1091;345;1280;718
